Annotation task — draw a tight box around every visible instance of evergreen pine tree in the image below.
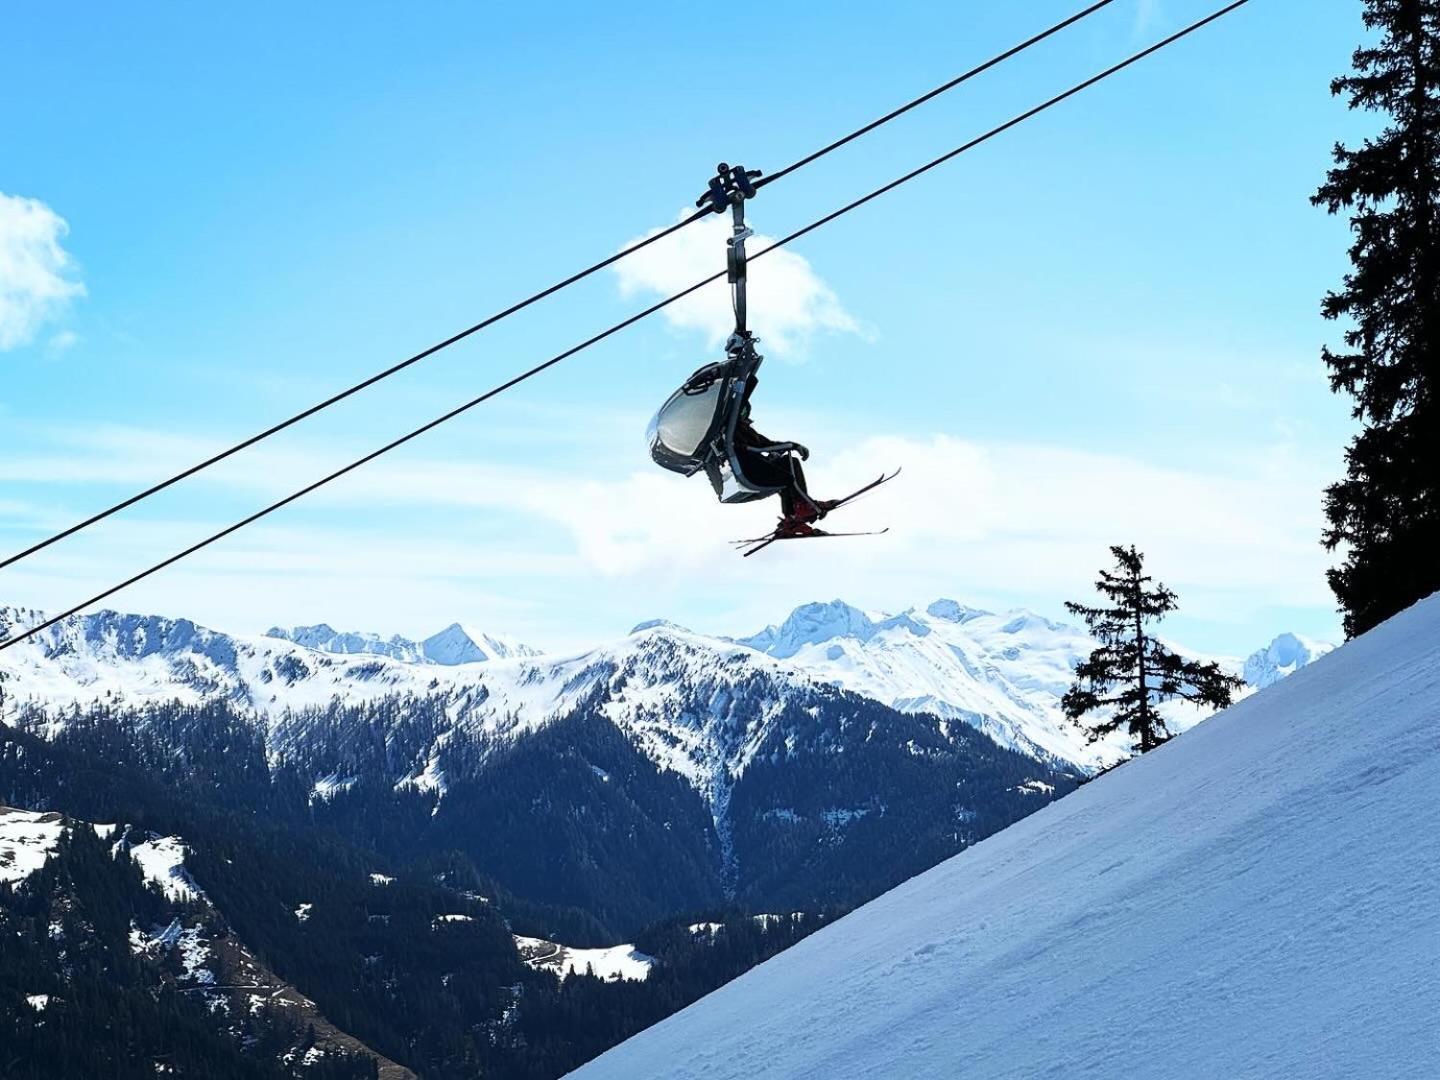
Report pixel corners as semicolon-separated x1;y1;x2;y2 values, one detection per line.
1063;546;1243;754
1315;0;1440;637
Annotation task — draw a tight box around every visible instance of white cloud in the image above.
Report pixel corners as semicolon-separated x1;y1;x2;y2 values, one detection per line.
462;433;1337;621
0;192;85;351
613;210;862;358
0;419;1340;651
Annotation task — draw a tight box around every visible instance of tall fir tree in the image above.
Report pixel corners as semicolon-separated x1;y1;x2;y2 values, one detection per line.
1315;0;1440;638
1063;546;1242;755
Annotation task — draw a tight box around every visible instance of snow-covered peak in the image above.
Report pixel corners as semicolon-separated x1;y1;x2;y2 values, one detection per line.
630;618;693;635
1243;632;1335;689
0;605;229;665
265;623;426;663
736;599;1109;767
731;598;1278;770
924;599;991;624
997;609;1069;635
420;623;539;665
739;600;885;659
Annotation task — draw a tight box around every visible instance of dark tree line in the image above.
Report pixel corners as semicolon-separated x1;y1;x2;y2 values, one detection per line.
1318;0;1440;636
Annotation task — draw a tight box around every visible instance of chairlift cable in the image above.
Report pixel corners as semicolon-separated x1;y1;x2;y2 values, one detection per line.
0;0;1251;652
755;0;1118;189
0;0;1120;573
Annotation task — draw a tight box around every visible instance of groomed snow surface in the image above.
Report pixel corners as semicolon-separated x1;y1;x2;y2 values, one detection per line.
571;595;1440;1079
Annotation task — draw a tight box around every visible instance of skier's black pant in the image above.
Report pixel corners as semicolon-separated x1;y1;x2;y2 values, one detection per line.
736;450;809;517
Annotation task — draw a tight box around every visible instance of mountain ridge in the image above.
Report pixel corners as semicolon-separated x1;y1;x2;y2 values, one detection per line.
265;620;540;664
0;601;1330;774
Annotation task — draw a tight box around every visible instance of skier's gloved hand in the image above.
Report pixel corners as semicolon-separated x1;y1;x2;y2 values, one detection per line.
794;444;810;461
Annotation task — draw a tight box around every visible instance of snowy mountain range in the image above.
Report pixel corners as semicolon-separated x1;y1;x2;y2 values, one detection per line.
736;600;1103;765
265;622;538;665
1;598;1079;929
0;600;1328;775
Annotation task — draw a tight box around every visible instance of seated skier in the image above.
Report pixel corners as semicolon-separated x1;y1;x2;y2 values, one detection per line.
734;371;838;534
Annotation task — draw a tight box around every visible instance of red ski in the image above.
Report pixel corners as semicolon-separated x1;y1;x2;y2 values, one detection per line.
733;470;900;558
737;527;890;558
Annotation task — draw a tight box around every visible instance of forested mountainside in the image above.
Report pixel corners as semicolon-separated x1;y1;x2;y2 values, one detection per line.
0;721;837;1079
0;672;1066;1077
6;687;1070;933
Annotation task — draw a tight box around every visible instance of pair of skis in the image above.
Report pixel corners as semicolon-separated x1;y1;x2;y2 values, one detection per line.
733;470;900;558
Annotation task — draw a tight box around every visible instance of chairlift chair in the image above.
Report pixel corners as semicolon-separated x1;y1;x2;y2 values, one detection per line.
646;163;804;503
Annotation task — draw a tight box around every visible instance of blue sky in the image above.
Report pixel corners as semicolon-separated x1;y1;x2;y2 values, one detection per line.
0;1;1373;654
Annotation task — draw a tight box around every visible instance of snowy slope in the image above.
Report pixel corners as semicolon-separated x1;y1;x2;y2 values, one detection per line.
514;935;654;982
571;595;1440;1080
0;807;64;886
124;832;206;903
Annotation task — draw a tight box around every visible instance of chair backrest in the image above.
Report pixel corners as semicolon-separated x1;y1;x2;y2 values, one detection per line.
648;347;790;503
647;363;727;476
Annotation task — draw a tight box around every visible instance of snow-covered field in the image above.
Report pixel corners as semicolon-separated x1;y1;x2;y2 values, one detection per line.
513;935;654;982
0;808;204;906
126;834;206;902
0;807;64;886
570;595;1440;1079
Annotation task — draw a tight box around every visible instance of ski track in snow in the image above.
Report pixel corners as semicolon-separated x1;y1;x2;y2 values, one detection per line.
569;595;1440;1080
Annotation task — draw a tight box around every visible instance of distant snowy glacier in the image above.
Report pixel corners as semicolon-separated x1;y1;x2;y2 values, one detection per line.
0;599;1328;773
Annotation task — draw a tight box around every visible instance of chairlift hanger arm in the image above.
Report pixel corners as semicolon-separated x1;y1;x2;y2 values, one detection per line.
697;162;764;340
